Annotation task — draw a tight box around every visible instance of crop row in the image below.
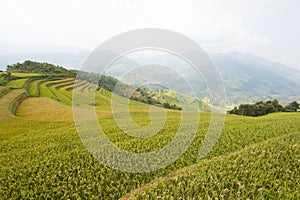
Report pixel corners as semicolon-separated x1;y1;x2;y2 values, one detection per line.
1;77;299;199
128;132;300;199
23;78;103;107
1;99;299;199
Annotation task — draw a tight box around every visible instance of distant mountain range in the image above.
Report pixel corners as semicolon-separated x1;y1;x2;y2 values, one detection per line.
0;50;299;105
210;52;300;105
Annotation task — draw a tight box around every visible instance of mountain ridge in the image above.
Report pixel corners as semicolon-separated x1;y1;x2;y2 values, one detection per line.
1;51;299;105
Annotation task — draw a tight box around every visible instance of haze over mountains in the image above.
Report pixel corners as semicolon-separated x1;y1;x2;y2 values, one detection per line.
0;45;299;105
210;52;300;105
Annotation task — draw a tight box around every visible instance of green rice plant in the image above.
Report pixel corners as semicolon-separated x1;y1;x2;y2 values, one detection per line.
45;78;74;88
0;78;299;199
38;81;56;99
48;85;72;106
54;81;76;90
65;80;88;91
11;73;42;77
7;78;28;89
27;79;41;96
129;133;300;199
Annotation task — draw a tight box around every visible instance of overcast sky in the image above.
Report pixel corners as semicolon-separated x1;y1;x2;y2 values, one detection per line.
1;0;300;69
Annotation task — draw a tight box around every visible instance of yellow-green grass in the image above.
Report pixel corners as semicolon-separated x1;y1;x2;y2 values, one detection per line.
126;132;299;199
7;78;28;89
36;79;110;107
27;79;42;96
17;97;74;122
45;78;74;87
33;79;101;107
79;82;91;92
11;72;42;77
27;78;74;97
44;79;78;106
48;86;72;106
65;80;88;91
38;81;56;99
0;89;25;117
53;80;76;90
1;87;300;199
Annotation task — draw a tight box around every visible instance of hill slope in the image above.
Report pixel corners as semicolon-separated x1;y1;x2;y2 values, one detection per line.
0;75;299;198
1;51;299;105
125;132;299;199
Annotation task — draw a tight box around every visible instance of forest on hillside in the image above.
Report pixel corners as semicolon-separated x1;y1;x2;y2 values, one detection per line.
6;60;77;76
229;99;300;117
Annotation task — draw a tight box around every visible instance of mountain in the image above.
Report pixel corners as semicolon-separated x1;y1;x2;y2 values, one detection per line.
210;52;300;105
1;48;299;105
105;51;300;105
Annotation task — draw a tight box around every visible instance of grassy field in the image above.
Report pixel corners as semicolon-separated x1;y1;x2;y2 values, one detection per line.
11;72;42;77
126;132;299;199
0;77;299;199
7;78;28;89
27;79;42;96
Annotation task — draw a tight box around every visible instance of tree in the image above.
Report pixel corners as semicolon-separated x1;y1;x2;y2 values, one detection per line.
6;60;76;76
229;99;289;117
284;101;300;112
163;102;171;109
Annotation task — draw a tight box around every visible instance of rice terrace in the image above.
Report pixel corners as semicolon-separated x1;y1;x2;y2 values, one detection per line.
0;60;299;199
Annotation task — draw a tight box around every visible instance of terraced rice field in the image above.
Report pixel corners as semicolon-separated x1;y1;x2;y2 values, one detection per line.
7;78;28;89
0;74;299;199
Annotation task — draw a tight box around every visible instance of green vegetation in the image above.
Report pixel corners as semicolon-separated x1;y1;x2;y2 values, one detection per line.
6;60;77;76
4;64;205;111
0;70;299;199
27;79;42;96
128;133;299;199
78;71;207;110
7;78;28;89
11;72;42;77
0;72;14;86
229;99;300;116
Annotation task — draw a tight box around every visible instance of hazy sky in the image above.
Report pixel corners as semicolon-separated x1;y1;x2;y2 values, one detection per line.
1;0;300;69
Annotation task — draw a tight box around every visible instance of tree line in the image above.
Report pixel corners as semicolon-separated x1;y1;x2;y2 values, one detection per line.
229;99;300;117
6;60;77;76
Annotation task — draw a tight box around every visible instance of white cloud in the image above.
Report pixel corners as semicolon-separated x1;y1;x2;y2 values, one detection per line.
2;0;300;69
0;0;269;50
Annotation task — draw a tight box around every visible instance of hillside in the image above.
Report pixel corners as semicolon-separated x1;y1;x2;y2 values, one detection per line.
2;61;210;111
125;132;299;199
104;51;300;105
1;51;300;105
0;78;299;198
6;60;77;76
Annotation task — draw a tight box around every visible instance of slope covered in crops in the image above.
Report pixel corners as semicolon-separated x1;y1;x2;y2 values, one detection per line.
1;83;300;198
124;132;299;199
0;72;299;199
